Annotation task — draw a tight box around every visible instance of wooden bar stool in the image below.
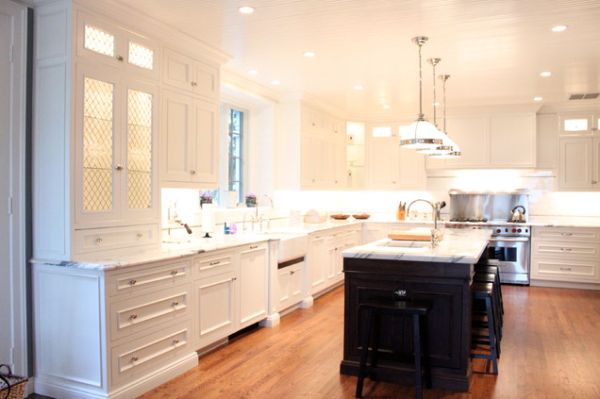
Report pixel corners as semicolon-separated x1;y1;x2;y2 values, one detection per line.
474;264;504;314
471;282;499;374
355;299;430;399
473;272;503;341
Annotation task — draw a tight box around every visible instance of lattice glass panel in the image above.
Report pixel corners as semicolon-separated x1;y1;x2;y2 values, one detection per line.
128;42;154;70
127;89;153;209
84;25;115;57
83;77;114;212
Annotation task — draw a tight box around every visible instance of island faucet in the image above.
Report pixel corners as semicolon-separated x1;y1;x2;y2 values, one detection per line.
406;199;447;229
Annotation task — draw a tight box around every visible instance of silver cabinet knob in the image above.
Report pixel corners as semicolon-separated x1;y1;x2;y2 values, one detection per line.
136;233;143;238
95;237;103;245
171;301;179;307
190;170;196;175
131;356;138;362
190;81;197;87
128;314;138;320
172;339;180;345
170;270;178;276
116;55;124;62
592;181;598;184
115;165;123;171
129;279;137;286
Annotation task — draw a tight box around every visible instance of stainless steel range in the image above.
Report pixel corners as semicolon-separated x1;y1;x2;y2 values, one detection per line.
446;190;531;285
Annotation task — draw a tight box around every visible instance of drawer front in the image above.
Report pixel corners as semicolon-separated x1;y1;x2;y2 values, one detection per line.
534;227;600;243
74;224;159;254
194;249;235;278
532;259;599;283
109;260;191;297
110;284;191;341
533;241;600;260
110;321;191;388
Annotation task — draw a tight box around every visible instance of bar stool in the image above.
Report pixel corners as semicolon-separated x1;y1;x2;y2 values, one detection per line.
471;282;499;374
355;299;430;399
474;264;504;315
473;272;503;342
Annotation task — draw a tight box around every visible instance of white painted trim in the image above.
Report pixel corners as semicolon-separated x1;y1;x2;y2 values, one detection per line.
530;279;600;291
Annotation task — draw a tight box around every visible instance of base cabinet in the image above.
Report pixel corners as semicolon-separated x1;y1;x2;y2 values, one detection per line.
196;270;237;348
239;244;269;328
277;262;304;311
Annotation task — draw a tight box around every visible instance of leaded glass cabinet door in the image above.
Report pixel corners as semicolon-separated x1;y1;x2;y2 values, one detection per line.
75;64;121;226
121;81;158;221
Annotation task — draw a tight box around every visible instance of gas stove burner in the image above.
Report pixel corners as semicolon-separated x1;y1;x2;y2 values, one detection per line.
449;217;488;223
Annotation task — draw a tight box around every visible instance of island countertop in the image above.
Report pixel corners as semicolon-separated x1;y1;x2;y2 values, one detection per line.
342;228;492;264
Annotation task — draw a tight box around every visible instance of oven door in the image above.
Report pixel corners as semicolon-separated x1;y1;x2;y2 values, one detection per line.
487;237;530;285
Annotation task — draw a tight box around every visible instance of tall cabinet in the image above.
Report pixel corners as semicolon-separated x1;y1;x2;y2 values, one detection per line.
33;0;227;260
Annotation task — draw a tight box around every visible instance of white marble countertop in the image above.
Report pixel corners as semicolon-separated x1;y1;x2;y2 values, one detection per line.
342;228;492;264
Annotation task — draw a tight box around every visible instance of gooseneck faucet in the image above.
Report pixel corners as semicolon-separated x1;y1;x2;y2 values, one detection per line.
406;199;447;230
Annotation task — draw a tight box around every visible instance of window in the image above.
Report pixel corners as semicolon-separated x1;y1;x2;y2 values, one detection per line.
226;107;245;203
563;118;588;132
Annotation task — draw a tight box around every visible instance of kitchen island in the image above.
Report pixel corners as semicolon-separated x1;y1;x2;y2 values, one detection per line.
340;228;492;391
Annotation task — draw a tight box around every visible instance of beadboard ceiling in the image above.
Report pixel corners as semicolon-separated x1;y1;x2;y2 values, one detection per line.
116;0;600;118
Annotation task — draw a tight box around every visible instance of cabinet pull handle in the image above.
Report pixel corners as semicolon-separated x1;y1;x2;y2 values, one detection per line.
190;81;197;87
95;238;103;245
190;170;196;175
131;356;138;362
593;181;598;184
209;261;220;266
249;245;258;249
290;270;295;275
171;301;179;307
129;279;137;286
128;314;138;320
116;55;124;62
172;339;180;345
231;277;237;281
170;270;178;276
136;233;143;238
560;267;572;271
561;232;573;237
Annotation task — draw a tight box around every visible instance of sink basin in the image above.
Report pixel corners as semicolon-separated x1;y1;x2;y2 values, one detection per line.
276;233;308;263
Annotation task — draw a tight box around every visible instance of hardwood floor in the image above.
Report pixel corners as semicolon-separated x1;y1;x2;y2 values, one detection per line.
140;285;600;399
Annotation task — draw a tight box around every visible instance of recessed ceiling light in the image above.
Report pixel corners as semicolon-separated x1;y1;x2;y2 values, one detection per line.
551;25;567;32
303;51;316;58
238;6;255;14
533;96;543;102
271;79;281;86
383;104;390;110
540;71;552;78
247;69;258;75
353;84;364;91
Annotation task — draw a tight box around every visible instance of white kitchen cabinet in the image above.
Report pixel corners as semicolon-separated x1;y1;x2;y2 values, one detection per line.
239;243;269;328
162;48;219;99
444;116;490;168
196;269;238;348
308;233;328;294
558;136;599;190
531;226;600;285
536;113;559;170
160;91;219;187
489;114;536;167
276;261;304;312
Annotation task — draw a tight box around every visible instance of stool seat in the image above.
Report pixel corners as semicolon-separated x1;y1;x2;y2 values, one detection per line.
472;282;494;297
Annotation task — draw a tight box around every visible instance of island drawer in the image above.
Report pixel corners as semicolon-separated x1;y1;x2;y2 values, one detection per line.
108;259;191;297
109;284;191;341
533;227;600;243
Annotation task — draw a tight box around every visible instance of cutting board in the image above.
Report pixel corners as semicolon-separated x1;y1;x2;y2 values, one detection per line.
388;228;432;241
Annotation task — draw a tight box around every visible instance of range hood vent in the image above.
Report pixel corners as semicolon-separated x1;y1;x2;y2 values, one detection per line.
569;93;600;100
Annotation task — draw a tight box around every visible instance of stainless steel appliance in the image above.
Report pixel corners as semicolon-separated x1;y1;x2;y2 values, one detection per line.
447;190;531;285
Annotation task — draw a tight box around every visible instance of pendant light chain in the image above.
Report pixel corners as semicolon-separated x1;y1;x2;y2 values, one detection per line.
432;60;437;127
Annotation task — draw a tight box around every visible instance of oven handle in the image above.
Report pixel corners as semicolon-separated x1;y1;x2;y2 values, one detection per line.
489;237;530;243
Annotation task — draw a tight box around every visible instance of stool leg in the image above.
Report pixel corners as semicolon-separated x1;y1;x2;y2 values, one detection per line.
356;308;373;398
370;312;380;369
485;297;499;375
412;314;423;399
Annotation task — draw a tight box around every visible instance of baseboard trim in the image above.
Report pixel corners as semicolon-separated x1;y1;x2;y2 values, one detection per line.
33;352;199;399
530;279;600;290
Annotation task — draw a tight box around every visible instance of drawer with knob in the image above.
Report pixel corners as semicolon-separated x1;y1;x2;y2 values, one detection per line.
532;259;599;283
74;224;159;255
533;227;600;243
109;259;191;297
111;321;190;387
110;284;191;341
193;249;235;278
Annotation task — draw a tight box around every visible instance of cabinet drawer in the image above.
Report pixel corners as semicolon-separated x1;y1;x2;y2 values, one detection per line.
110;284;191;341
109;259;191;297
533;227;600;243
532;259;599;283
240;242;268;254
533;241;600;260
74;224;159;254
194;250;235;278
110;321;191;388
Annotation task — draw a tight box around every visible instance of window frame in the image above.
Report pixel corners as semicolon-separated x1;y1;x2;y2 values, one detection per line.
220;103;249;206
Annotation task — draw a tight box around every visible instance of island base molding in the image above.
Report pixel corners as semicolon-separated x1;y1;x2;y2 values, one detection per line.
339;360;471;391
33;353;198;399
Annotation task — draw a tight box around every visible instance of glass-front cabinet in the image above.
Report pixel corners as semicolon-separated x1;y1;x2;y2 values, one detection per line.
75;63;157;227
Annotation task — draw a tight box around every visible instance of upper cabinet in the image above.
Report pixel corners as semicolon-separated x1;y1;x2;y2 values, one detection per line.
426;112;537;170
162;48;219;99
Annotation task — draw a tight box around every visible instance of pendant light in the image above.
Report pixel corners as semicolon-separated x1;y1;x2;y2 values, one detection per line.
430;74;461;158
399;36;445;150
417;58;454;155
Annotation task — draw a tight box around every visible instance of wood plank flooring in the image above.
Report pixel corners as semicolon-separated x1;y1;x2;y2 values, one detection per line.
140;285;600;399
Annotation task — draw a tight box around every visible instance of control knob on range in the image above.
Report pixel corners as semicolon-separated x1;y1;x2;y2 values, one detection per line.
496;229;501;233
512;228;517;233
517;228;522;233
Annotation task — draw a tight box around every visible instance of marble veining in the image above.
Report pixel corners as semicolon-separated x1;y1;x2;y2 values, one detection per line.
343;228;492;264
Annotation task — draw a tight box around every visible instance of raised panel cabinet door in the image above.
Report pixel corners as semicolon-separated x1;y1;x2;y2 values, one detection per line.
366;136;400;189
301;135;319;187
121;80;158;222
489;114;536;167
74;63;121;226
160;90;194;183
308;236;327;294
191;99;219;185
444;116;490;168
536;114;559;170
193;60;219;99
398;147;426;189
333;135;347;188
239;245;268;328
162;48;195;92
593;137;600;190
277;267;292;307
196;271;237;348
558;137;593;190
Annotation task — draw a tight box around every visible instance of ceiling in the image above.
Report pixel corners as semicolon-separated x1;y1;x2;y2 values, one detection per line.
116;0;600;118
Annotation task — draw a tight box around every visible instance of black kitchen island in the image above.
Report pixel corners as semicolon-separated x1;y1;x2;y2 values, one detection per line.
339;229;492;391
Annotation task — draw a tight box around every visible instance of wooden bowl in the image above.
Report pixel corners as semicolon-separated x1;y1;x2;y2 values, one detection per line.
330;214;350;220
352;213;370;220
